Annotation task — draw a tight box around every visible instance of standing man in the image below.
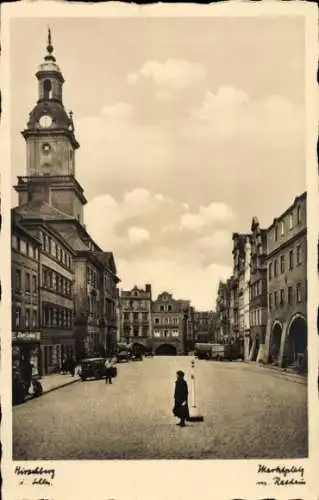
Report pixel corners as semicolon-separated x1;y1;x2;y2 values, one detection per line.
104;357;113;384
173;370;189;427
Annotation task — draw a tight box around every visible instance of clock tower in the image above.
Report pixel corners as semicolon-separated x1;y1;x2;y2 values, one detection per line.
15;29;87;223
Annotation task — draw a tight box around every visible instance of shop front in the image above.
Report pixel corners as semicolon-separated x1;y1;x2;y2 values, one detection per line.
12;331;42;377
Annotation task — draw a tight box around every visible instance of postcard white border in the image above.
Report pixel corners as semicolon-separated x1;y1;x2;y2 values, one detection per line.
1;2;318;500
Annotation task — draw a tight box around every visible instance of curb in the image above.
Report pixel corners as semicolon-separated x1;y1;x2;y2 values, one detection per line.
42;376;81;396
24;377;80;403
244;362;307;385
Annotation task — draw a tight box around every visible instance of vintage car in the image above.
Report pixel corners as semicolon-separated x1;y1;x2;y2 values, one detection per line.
79;357;107;380
116;349;131;362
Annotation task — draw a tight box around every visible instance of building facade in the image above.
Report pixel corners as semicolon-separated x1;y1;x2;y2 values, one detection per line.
12;30;119;363
193;311;215;343
249;217;268;362
264;192;307;371
233;233;251;360
12;213;42;375
151;292;186;355
215;281;230;343
119;284;153;352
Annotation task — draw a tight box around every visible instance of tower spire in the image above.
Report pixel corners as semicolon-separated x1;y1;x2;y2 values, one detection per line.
45;27;56;62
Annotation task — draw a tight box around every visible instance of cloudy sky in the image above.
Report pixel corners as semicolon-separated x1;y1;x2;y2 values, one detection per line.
10;16;305;309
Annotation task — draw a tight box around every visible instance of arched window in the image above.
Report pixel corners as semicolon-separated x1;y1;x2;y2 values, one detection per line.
43;79;52;100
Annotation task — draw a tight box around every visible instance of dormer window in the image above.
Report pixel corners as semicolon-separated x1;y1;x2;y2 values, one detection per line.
297;206;302;224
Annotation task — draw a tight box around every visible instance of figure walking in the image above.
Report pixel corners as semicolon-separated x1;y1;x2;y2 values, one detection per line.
173;370;189;427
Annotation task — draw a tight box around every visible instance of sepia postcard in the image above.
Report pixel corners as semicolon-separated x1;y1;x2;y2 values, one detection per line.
0;1;318;500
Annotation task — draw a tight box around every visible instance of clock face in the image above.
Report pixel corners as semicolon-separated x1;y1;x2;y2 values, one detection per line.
39;115;52;128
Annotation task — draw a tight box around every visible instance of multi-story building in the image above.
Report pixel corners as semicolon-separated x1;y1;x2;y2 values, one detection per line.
265;192;307;371
249;217;268;362
215;281;230;343
233;233;251;360
193;310;215;343
228;275;239;342
12;30;120;362
11;212;42;375
152;291;187;355
119;284;152;352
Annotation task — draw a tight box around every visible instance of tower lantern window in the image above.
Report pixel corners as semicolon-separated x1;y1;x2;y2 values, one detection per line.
43;79;52;99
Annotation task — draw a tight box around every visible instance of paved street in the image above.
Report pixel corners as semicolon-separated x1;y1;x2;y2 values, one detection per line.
13;356;307;460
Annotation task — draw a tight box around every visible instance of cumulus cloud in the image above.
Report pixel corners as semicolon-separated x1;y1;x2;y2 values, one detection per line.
182;86;303;141
127;226;150;245
84;189;235;308
180;202;235;231
127;59;207;92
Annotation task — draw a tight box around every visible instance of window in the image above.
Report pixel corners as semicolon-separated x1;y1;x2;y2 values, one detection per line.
280;289;284;306
143;312;148;321
15;305;21;328
32;309;37;328
280;255;285;274
133;312;139;322
296;283;302;303
289;213;293;230
142;326;148;336
168;305;172;312
268;262;272;280
33;246;37;259
15;269;21;291
274;291;278;308
296;245;302;265
274;226;278;241
165;317;169;324
297;206;301;224
280;221;284;237
25;308;30;328
288;286;293;305
124;312;129;321
155;318;159;324
160;305;164;311
274;260;278;277
289;250;294;270
12;235;18;250
25;272;31;292
133;326;139;337
32;275;37;293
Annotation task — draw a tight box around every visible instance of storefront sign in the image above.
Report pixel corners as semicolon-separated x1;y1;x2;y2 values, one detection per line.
12;331;41;343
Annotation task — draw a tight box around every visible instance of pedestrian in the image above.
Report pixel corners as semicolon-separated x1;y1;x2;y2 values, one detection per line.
173;370;189;427
104;357;113;384
69;356;76;377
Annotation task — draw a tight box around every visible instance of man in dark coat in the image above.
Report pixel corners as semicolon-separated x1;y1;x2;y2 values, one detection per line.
173;370;189;427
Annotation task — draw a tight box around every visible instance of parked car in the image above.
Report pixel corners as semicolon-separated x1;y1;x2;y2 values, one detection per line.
210;344;225;361
194;343;213;360
79;357;107;381
116;350;131;363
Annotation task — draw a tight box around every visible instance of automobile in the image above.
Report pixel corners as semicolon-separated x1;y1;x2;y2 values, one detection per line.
116;350;131;363
131;352;143;361
79;357;107;381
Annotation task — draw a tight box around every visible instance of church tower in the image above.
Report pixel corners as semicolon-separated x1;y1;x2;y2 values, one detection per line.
15;29;87;224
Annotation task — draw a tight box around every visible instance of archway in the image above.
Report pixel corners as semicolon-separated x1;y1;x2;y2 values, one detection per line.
286;315;307;371
155;344;177;356
268;322;283;363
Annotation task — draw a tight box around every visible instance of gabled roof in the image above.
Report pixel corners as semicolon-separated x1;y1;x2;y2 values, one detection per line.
94;251;118;276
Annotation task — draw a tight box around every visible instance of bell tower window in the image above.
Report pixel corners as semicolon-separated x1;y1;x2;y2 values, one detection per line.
43;79;52;100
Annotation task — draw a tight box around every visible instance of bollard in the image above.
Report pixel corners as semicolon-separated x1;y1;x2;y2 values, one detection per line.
188;357;204;422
